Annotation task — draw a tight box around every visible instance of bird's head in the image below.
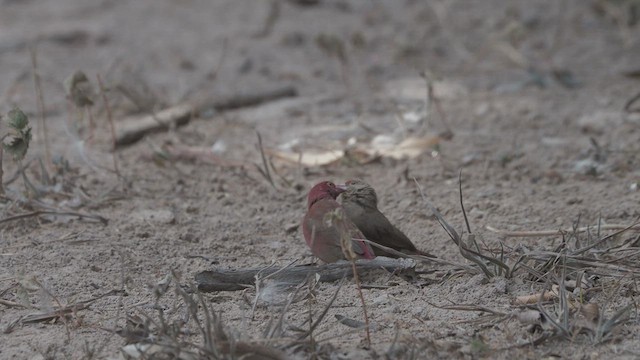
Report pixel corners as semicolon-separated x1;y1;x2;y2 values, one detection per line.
340;178;378;208
307;181;345;208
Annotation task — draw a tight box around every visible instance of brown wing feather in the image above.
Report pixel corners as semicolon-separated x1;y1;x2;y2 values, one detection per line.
354;209;418;256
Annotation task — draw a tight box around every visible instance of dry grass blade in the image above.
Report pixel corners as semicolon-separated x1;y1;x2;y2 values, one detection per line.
332;209;371;346
29;46;50;166
414;178;491;277
458;170;472;234
255;131;276;189
5;289;119;333
558;267;570;334
624;90;640;113
296;279;343;341
175;282;288;359
0;298;27;309
0;146;4;195
96;74;120;178
420;71;454;139
414;177;511;278
594;303;633;343
573;219;640;255
19;303;90;324
536;281;571;339
413;178;459;244
525;249;640;277
359;238;474;271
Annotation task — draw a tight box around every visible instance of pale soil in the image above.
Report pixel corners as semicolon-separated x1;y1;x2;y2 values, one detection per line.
1;0;639;359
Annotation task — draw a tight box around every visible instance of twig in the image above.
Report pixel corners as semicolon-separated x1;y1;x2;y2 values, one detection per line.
296;280;343;341
334;209;371;346
359;238;473;271
256;131;276;189
414;178;510;277
0;210;108;226
96;74;120;178
421;72;453;138
624;91;640;113
210;38;228;83
254;0;280;38
29;46;50;166
486;223;640;237
458;169;472;234
0;298;26;308
348;248;371;346
0;146;4;195
429;303;507;316
5;289;121;334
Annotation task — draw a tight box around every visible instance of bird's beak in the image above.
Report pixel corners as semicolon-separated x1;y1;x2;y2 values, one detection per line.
335;184;348;192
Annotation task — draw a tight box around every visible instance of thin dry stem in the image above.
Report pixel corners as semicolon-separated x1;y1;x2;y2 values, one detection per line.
335;211;371;346
0;210;108;226
29;46;50;166
349;257;371;345
256;131;276;189
0;146;4;195
486;223;640;238
96;74;121;178
421;71;453;138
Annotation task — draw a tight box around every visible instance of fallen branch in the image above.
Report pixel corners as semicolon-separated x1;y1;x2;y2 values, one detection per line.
115;86;297;147
195;257;415;292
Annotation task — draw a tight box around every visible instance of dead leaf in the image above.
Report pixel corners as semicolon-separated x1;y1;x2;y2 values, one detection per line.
268;148;344;166
366;135;442;160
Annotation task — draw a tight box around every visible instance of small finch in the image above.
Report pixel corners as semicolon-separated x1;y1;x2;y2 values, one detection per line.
339;179;436;258
302;181;376;263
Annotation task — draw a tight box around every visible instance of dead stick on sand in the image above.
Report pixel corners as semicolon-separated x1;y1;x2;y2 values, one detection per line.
195;257;415;292
114;86;297;147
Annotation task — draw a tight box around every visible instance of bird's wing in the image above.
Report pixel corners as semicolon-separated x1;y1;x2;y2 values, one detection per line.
356;209;418;252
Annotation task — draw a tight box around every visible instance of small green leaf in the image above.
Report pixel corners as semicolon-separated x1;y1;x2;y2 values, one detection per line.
7;107;28;131
3;107;31;161
4;128;31;161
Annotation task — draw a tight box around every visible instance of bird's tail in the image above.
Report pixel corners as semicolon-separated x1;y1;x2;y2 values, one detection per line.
413;249;438;258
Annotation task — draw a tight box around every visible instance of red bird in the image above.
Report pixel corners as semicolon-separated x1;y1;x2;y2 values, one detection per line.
302;181;376;263
339;179;436;258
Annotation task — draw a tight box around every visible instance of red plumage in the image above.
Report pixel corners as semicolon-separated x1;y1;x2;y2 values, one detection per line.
302;181;375;263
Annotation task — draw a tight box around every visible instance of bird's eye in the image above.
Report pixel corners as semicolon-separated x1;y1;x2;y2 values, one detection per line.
327;182;335;187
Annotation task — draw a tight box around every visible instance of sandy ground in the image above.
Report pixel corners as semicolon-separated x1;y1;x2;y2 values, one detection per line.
1;0;640;359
